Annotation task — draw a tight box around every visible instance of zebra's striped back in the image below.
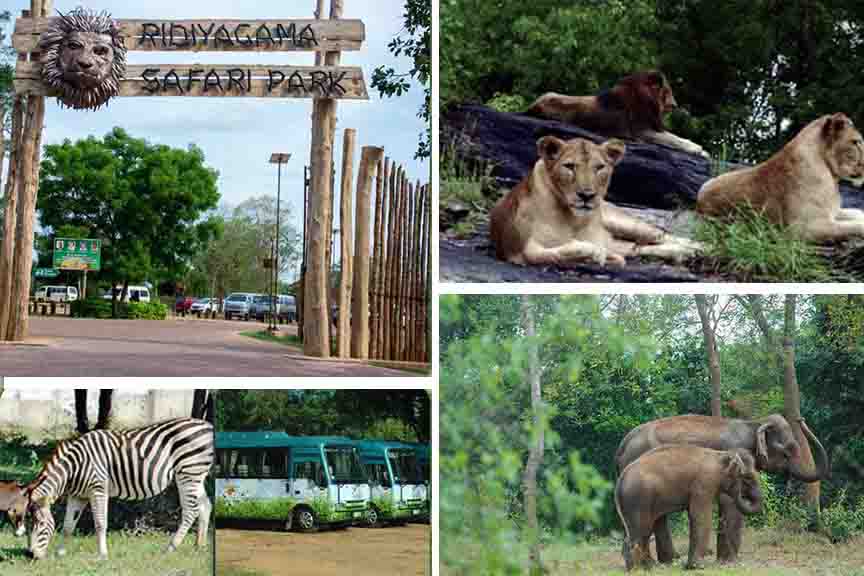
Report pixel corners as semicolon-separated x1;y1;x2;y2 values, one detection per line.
27;417;213;559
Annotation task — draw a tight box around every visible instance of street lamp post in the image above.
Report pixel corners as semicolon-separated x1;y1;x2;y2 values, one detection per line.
269;152;291;333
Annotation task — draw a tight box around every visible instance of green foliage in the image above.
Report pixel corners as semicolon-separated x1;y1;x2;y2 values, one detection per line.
372;0;431;159
695;205;834;281
125;301;168;320
820;490;864;543
72;297;115;319
486;93;529;114
37;128;221;293
215;497;295;521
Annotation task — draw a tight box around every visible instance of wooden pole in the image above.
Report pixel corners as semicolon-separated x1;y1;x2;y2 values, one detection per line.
424;182;431;363
8;0;50;341
394;174;407;361
384;166;402;360
0;95;25;338
411;180;423;362
303;0;342;357
370;157;387;359
421;183;430;362
350;146;383;359
336;129;355;358
403;180;415;362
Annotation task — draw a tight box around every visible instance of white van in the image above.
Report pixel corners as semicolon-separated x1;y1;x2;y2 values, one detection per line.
102;285;152;303
34;285;79;302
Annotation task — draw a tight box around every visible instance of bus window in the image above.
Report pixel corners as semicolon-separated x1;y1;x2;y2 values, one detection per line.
294;461;327;488
260;449;288;478
367;463;391;488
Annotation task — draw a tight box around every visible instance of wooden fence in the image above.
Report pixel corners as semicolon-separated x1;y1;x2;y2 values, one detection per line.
326;134;430;364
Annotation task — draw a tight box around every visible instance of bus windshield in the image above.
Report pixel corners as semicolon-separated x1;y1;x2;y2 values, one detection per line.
324;446;366;484
387;449;422;484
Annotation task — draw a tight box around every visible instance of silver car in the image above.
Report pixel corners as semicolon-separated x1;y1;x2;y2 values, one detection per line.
223;293;256;321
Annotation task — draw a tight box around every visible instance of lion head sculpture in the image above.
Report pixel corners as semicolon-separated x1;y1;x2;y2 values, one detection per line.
38;8;127;111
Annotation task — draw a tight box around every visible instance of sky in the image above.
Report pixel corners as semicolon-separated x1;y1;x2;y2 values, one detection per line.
3;0;428;282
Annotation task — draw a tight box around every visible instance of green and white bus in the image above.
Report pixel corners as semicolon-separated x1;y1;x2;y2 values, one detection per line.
215;432;370;532
356;440;428;527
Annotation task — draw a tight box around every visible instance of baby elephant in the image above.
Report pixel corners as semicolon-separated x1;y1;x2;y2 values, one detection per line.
615;445;762;570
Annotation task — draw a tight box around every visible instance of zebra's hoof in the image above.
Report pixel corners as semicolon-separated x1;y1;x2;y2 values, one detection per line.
165;544;177;553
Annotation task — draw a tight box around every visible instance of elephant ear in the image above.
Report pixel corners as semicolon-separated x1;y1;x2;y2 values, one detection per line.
756;422;772;466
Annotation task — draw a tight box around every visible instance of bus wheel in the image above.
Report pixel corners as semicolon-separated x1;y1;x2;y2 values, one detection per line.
367;506;382;528
294;507;318;533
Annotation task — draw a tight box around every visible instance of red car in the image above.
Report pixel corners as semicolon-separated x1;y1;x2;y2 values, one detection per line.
175;296;195;313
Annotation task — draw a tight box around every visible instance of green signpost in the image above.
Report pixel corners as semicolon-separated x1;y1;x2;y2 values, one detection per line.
34;268;59;278
53;238;101;271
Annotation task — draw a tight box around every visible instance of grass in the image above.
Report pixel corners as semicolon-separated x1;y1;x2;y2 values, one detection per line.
442;528;864;576
0;528;212;576
440;140;498;237
694;204;842;282
240;330;303;348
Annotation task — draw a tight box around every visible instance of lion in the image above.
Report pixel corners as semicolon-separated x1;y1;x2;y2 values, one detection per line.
489;135;702;267
526;71;708;158
38;8;127;111
697;113;864;242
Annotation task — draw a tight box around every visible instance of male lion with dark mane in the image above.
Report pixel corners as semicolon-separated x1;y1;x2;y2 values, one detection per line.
527;71;708;157
490;135;702;267
697;113;864;242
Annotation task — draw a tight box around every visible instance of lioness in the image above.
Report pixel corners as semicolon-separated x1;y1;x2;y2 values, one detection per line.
527;71;708;158
490;136;702;266
697;113;864;242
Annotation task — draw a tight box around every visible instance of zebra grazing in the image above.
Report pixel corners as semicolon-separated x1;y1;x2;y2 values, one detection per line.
25;417;213;559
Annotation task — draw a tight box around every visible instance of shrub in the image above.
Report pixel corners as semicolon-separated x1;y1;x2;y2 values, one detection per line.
486;92;529;113
72;297;115;319
127;301;168;320
820;490;864;543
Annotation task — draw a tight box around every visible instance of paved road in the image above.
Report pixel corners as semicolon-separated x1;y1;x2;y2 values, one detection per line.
0;317;413;377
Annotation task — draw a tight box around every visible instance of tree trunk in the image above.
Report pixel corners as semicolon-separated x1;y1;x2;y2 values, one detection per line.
783;295;820;513
95;390;113;429
75;390;89;434
695;295;722;417
521;295;544;575
192;390;209;419
337;129;355;358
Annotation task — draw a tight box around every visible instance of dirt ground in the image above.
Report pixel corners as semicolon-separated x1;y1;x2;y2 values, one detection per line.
216;524;431;576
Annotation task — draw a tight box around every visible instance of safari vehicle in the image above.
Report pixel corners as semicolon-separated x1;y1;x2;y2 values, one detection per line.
215;432;371;532
102;285;151;303
355;440;428;527
34;285;78;302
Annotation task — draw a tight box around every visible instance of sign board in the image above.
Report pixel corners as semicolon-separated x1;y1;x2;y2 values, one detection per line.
34;268;59;278
13;18;365;53
14;62;368;99
53;238;101;271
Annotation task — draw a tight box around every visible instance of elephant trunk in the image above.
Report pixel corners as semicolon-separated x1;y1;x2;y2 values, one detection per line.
735;480;762;515
788;420;830;483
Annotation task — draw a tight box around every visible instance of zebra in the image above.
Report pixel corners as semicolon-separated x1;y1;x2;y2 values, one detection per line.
24;417;213;559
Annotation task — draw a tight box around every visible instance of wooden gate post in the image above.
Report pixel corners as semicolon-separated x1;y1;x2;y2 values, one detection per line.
0;96;25;337
304;0;344;357
350;146;383;359
369;156;387;359
337;128;356;358
6;0;51;342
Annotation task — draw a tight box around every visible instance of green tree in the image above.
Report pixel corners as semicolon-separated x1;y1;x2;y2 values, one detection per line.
37;128;221;309
372;0;431;159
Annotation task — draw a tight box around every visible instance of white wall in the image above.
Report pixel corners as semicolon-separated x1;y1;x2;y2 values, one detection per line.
0;388;196;440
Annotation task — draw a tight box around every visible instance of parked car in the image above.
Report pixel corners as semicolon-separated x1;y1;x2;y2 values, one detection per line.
224;292;256;320
175;296;195;314
276;295;297;323
190;298;215;315
34;285;78;302
102;285;151;303
251;294;273;321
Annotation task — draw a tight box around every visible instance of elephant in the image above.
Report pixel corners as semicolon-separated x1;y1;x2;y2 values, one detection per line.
615;414;830;564
615;445;762;570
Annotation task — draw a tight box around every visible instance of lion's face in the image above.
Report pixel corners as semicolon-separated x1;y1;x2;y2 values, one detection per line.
59;31;116;89
822;114;864;187
537;136;626;215
39;8;127;111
